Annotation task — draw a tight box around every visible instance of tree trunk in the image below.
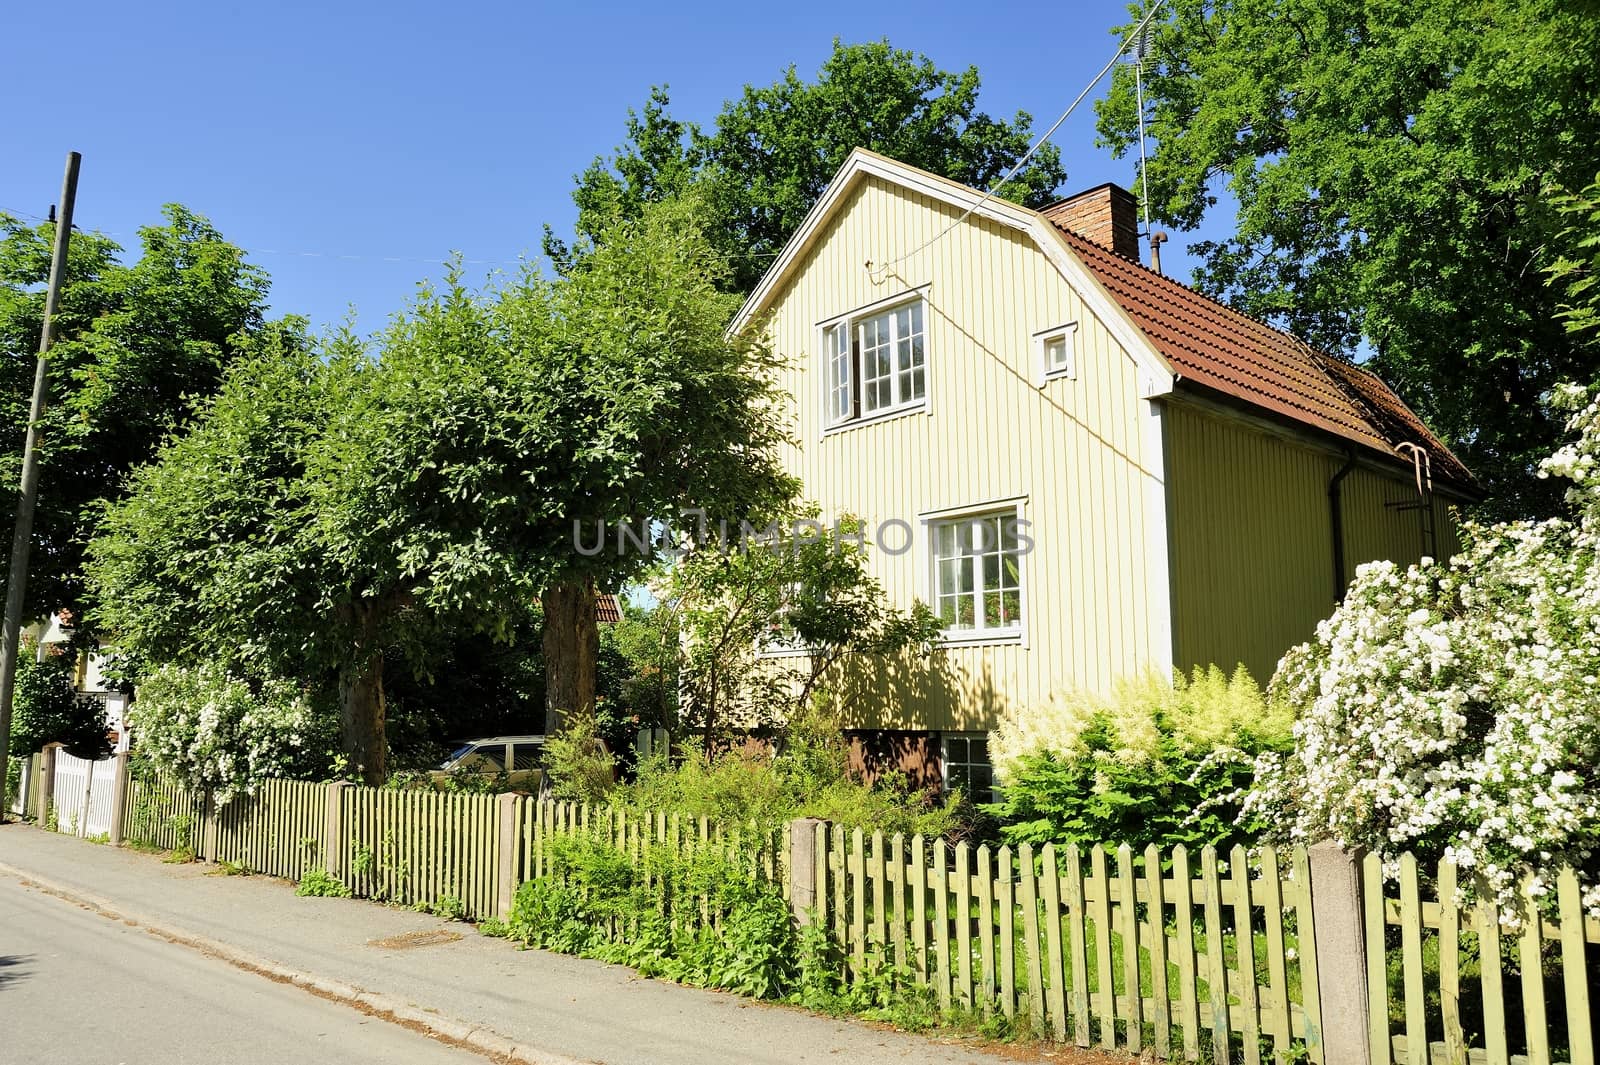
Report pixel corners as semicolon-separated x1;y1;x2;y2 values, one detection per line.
542;578;597;735
339;652;387;785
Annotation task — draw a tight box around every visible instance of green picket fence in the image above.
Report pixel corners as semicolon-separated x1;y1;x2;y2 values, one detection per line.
1368;852;1599;1065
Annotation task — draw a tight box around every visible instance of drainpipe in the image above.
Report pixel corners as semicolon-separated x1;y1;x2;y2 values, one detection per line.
1328;450;1358;602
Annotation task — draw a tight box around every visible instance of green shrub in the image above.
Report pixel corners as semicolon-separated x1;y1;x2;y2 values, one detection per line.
988;666;1290;854
620;708;964;839
490;828;798;999
296;868;352;898
9;646;111;758
543;711;617;803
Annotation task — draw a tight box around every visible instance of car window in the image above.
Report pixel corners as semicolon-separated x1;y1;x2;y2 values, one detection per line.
511;743;543;771
462;744;505;772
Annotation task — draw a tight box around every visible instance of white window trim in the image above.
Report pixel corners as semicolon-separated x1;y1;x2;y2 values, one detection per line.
939;731;995;800
1034;321;1078;386
920;496;1029;648
817;287;931;438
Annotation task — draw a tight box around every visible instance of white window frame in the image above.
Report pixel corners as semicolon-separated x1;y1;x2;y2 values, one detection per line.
921;496;1028;647
1034;321;1078;386
939;731;995;802
818;288;930;436
756;581;812;659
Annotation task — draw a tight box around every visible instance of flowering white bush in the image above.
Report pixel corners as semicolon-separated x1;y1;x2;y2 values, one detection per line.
131;662;330;803
1248;385;1600;920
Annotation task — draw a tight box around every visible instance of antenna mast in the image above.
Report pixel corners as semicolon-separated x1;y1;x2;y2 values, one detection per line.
1132;27;1166;274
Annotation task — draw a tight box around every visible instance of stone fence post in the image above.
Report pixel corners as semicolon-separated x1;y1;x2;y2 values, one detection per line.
495;793;522;920
1308;841;1373;1064
323;781;350;878
787;817;828;927
108;750;130;846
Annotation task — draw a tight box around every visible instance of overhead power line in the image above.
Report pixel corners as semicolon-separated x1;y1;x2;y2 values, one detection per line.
866;0;1167;282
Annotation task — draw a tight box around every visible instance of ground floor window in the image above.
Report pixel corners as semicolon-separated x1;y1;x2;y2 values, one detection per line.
940;732;994;803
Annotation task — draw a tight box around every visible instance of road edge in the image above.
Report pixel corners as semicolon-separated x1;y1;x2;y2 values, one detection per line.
0;857;590;1065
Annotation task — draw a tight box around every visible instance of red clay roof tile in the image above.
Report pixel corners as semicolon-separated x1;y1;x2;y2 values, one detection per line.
1051;223;1474;490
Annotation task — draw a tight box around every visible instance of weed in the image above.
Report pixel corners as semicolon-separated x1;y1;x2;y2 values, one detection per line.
296;867;352;898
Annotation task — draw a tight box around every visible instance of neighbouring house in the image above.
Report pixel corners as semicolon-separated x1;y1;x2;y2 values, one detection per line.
28;611;131;753
732;149;1476;796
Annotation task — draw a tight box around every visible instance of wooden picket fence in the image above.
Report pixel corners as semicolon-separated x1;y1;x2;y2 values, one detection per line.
525;799;787;889
126;769;206;851
338;786;504;917
1369;852;1599;1065
100;771;1600;1063
524;800;789;940
808;825;1320;1062
212;778;328;881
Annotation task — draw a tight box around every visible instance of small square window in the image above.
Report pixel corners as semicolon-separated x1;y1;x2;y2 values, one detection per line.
1036;323;1078;384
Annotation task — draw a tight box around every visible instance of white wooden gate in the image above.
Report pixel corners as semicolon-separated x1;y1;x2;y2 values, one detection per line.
50;752;117;837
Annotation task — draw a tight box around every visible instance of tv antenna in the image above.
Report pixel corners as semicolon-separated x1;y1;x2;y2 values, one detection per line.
1131;25;1168;274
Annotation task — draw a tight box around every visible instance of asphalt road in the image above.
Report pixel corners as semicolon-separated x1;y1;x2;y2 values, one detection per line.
0;876;481;1065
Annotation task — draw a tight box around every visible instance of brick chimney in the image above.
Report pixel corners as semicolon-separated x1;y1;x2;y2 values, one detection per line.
1041;183;1141;262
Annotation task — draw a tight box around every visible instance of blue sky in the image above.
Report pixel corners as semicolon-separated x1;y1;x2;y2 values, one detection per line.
2;0;1228;336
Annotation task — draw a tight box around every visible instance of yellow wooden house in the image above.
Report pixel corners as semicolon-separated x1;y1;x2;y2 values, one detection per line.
732;150;1475;793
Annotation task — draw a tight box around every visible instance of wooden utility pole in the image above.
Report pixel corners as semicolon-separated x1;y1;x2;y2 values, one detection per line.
0;151;81;820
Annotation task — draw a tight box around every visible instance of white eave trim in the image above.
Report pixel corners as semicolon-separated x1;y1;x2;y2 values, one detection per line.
728;148;1175;400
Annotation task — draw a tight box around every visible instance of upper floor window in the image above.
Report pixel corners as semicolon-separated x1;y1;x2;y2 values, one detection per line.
824;296;927;428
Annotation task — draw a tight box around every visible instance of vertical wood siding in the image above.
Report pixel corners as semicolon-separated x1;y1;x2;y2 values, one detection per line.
762;176;1166;730
1165;401;1461;682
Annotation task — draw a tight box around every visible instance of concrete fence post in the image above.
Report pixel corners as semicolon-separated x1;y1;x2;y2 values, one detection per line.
787;817;828;927
1308;841;1373;1064
36;743;59;824
108;750;130;846
495;793;521;920
323;781;350;879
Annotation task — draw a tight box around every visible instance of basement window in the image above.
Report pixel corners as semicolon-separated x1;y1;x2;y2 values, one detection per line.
1035;322;1078;384
823;294;928;429
941;733;994;802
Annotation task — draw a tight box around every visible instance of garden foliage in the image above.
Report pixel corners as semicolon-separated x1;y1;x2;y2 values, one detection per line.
1249;387;1600;919
988;667;1290;853
8;643;110;758
490;832;797;999
620;708;964;840
129;662;332;803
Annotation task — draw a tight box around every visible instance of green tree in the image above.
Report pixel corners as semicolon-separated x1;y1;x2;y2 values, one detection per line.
89;197;796;780
8;641;109;758
545;41;1068;292
1546;171;1600;342
0;206;271;619
1095;0;1600;518
667;512;940;752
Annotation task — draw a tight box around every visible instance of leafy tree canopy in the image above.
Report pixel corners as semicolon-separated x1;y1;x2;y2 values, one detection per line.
0;206;272;619
1095;0;1600;518
89;197;796;782
545;40;1069;292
